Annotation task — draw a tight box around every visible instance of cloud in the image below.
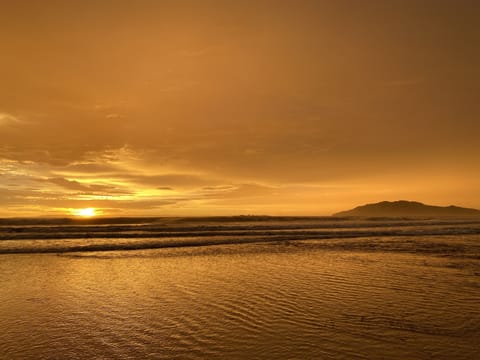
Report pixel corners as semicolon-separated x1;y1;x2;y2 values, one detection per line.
117;173;222;189
207;183;277;199
46;177;92;191
44;177;129;194
62;162;120;174
0;113;22;126
105;113;123;119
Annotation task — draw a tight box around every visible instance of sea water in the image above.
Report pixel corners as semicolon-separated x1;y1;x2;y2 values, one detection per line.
0;217;479;359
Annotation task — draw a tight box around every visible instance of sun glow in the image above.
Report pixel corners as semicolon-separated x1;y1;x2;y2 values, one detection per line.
71;207;97;217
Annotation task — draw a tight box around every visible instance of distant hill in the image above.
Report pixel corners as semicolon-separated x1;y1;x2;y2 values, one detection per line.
334;200;480;217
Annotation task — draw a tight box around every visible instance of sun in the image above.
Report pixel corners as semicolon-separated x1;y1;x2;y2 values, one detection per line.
71;208;97;217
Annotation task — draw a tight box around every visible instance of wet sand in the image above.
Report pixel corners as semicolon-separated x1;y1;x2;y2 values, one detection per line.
1;234;479;359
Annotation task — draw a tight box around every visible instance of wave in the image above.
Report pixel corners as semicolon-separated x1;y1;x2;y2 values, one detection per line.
1;217;480;255
2;218;480;240
1;215;478;226
1;229;480;255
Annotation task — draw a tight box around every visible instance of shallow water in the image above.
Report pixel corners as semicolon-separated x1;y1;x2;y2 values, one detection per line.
0;219;479;359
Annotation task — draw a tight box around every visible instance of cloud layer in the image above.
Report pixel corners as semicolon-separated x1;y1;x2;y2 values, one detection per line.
1;1;479;216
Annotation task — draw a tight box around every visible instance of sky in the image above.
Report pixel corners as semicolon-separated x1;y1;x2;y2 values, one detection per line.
1;0;479;217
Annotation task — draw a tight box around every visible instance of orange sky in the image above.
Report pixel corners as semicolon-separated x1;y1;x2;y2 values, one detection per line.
1;0;479;217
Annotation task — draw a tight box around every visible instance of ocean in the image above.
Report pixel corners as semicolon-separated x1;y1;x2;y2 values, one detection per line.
1;217;479;359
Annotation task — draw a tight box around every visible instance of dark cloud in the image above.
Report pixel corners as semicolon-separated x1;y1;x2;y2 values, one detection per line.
44;177;131;195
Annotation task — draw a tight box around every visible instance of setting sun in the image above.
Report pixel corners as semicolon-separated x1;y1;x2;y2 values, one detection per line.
71;208;97;217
